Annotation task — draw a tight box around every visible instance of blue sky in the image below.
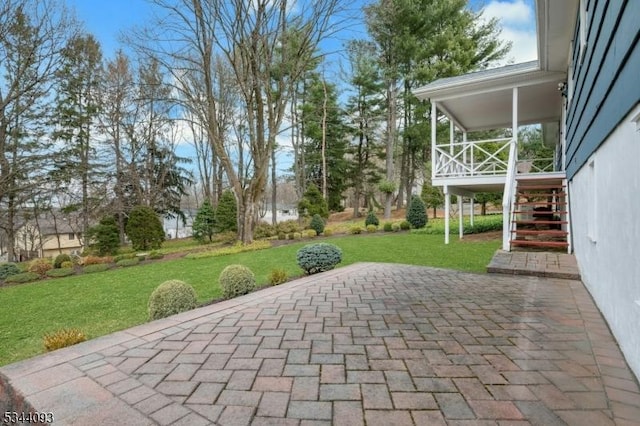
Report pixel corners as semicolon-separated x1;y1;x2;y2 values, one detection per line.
66;0;537;64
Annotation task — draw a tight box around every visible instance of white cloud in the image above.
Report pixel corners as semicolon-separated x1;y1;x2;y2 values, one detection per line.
483;0;533;27
481;0;538;65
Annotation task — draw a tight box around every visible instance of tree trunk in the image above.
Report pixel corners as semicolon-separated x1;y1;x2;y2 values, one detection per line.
384;78;396;219
321;78;328;201
271;147;277;226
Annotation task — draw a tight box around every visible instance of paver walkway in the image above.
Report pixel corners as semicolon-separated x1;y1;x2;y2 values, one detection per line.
487;251;581;280
1;263;639;425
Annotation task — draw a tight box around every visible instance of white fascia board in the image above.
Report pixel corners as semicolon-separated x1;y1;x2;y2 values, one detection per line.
424;70;566;103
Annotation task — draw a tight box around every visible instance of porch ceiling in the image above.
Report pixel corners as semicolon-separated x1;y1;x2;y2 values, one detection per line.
414;65;566;132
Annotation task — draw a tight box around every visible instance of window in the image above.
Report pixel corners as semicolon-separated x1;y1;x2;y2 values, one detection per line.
579;0;588;62
68;233;75;240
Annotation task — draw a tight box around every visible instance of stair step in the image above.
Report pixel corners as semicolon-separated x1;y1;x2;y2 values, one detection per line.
517;185;565;190
513;220;568;225
511;230;568;236
513;210;568;215
517;192;566;197
514;201;567;206
510;240;569;248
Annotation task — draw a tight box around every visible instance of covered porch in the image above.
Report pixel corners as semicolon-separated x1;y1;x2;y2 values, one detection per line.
414;60;567;251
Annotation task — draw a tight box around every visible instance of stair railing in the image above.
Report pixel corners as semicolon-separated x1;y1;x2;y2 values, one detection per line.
502;140;518;251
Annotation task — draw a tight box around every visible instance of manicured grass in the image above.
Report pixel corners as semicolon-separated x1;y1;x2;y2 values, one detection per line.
0;233;499;366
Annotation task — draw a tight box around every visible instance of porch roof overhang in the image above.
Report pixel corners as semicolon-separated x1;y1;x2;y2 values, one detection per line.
414;61;567;132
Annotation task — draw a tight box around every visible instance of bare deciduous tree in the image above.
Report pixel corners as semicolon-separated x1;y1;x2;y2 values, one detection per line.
131;0;342;243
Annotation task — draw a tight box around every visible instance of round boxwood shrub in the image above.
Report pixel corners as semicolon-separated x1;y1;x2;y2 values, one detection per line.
0;263;21;280
323;228;333;237
365;211;379;227
350;226;362;235
148;280;198;320
366;224;377;233
392;223;401;232
400;220;411;231
219;265;256;299
53;253;72;269
296;243;342;275
309;214;325;236
383;222;393;232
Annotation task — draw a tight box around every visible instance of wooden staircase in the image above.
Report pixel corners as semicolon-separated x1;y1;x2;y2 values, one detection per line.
510;176;570;251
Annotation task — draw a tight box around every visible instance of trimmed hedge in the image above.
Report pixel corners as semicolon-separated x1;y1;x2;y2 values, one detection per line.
5;272;41;284
82;264;109;274
46;268;76;278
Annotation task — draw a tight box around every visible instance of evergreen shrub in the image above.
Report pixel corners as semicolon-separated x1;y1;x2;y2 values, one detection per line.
5;272;40;284
219;265;256;299
126;205;165;250
46;268;75;278
53;253;72;269
117;258;140;267
365;211;379;227
406;195;428;229
383;222;393;232
296;243;342;275
0;263;21;280
400;220;411;230
216;190;238;233
148;280;198;320
309;214;325;236
82;264;109;274
366;224;377;233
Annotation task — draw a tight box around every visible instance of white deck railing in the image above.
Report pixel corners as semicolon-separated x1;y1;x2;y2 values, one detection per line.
502;141;518;251
433;137;512;178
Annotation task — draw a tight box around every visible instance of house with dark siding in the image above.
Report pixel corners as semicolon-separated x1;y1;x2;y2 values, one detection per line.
414;0;640;379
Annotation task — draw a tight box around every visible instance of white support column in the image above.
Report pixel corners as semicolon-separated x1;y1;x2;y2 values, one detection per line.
458;196;464;239
462;131;468;167
444;185;450;245
512;87;518;148
431;102;437;180
449;120;454;155
470;197;475;226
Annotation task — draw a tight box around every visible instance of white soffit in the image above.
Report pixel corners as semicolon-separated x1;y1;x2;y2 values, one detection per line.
415;67;566;131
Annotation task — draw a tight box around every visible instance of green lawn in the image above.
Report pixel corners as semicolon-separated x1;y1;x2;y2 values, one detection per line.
0;233;499;366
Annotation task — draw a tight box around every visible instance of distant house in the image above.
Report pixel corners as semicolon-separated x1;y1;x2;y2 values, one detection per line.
15;217;84;261
414;0;640;378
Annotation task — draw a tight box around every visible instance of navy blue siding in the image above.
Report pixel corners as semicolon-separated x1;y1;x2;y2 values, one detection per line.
565;0;640;179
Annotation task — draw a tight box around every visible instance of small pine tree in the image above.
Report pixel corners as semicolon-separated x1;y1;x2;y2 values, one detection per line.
406;195;428;229
364;210;379;227
86;216;120;255
192;200;216;243
421;183;444;219
298;183;329;219
309;214;325;235
216;190;238;233
126;205;165;250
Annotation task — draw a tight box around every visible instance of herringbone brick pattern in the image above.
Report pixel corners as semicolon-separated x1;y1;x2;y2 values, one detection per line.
2;263;639;425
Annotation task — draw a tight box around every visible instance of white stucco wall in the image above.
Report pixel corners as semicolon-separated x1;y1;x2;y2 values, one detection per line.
569;104;640;379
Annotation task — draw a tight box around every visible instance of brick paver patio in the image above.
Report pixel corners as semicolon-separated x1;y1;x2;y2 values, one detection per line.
1;262;639;425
